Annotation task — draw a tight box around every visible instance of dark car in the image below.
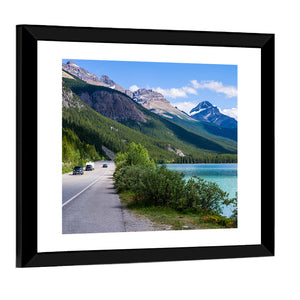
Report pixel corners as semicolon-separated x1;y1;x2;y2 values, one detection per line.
73;166;84;175
85;164;94;171
103;164;108;168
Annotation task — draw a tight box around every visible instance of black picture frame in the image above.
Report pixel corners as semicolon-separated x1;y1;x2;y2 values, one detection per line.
16;25;274;267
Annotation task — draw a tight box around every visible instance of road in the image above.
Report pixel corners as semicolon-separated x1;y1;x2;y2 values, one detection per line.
62;161;125;234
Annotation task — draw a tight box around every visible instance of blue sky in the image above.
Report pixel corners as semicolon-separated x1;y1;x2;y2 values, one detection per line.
62;59;238;118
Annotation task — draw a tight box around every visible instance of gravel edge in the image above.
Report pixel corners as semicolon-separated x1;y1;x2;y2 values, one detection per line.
121;202;170;232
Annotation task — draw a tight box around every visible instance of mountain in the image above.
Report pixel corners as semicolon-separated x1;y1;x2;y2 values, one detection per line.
62;81;179;162
190;101;237;129
62;73;237;156
62;61;133;98
133;89;237;143
63;76;148;124
133;89;237;140
63;82;236;164
100;74;134;98
62;61;106;86
62;61;236;141
133;88;190;120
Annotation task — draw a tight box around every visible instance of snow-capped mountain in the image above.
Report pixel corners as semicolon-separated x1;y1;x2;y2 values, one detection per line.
189;101;237;128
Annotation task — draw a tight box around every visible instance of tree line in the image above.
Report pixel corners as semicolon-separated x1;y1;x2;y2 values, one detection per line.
62;127;103;173
174;154;237;164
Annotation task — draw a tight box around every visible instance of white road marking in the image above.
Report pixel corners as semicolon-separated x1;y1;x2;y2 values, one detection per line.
62;175;104;208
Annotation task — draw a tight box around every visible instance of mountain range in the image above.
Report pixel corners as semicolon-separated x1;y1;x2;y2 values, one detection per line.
62;61;134;98
62;61;238;163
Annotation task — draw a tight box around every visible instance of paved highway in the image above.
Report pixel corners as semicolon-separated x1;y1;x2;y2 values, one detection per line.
62;161;125;234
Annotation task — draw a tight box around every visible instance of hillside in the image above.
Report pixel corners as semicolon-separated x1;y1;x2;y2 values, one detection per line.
62;127;102;172
63;81;181;163
63;74;237;155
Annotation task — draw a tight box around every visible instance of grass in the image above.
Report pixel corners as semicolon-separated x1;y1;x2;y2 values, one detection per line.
119;191;235;230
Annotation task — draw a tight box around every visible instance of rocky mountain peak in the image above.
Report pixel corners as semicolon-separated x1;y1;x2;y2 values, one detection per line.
133;88;169;103
62;61;137;97
132;88;190;120
62;61;103;86
190;101;214;114
100;75;115;86
66;61;79;67
189;101;237;128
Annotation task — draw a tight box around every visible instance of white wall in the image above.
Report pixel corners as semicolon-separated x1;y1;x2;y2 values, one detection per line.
1;0;298;299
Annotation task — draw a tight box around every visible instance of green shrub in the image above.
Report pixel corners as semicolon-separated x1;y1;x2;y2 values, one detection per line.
132;165;186;207
184;176;230;214
114;144;237;218
114;166;147;193
227;193;237;226
115;142;155;171
114;166;234;216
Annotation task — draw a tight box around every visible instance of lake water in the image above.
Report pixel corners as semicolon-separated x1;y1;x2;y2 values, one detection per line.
165;164;237;218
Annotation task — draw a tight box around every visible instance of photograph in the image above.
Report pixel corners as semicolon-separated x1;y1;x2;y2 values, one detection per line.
61;59;238;234
16;24;273;267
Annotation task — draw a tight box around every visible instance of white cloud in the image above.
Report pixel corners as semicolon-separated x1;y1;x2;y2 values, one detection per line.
181;86;198;95
153;87;187;98
220;108;238;120
153;86;197;99
171;101;199;114
152;80;236;100
190;80;201;89
191;80;237;98
129;85;139;92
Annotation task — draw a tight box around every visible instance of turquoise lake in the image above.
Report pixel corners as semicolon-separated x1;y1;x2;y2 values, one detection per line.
165;164;237;218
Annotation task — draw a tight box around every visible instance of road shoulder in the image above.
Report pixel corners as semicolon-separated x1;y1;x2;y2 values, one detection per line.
121;202;170;232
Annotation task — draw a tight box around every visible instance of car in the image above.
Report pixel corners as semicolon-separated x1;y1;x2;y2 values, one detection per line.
85;164;94;171
103;164;108;168
73;165;84;175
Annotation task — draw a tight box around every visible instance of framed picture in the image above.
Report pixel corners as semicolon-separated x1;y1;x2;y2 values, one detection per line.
16;25;274;267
